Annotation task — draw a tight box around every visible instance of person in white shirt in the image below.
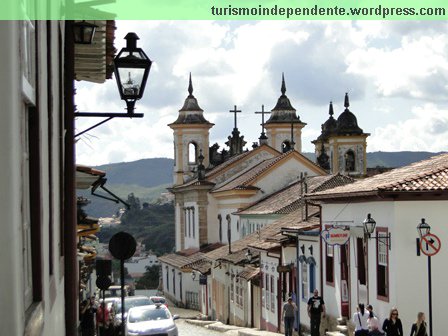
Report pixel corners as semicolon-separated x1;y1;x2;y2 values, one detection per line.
353;303;370;336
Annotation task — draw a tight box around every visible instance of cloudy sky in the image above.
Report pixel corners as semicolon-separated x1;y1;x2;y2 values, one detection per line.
75;21;448;166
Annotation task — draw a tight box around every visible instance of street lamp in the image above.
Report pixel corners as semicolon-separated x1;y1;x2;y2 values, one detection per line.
362;213;391;250
417;218;431;238
362;213;376;238
73;20;98;44
74;32;152;137
416;218;433;336
114;32;152;114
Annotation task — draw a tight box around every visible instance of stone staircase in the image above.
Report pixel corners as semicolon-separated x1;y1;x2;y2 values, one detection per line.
325;317;349;336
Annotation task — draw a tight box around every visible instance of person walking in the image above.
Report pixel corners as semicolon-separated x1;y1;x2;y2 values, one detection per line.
382;308;403;336
409;312;428;336
282;297;297;336
367;304;381;332
353;303;369;336
80;296;97;336
307;289;326;336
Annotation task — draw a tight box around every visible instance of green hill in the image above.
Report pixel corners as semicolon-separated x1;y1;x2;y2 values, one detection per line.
78;152;444;217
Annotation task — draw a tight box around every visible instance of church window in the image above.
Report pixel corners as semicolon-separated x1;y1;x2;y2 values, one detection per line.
226;214;231;244
192;207;195;238
282;140;291;153
345;150;355;172
218;215;222;242
188;142;198;164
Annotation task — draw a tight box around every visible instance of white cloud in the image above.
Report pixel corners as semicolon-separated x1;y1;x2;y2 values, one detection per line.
75;21;448;166
368;103;448;152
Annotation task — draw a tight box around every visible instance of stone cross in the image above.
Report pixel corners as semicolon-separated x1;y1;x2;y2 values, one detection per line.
229;105;241;130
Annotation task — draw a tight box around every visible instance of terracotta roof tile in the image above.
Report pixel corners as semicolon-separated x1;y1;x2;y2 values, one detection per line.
308;153;448;199
205;206;320;261
238;266;260;281
237;174;354;215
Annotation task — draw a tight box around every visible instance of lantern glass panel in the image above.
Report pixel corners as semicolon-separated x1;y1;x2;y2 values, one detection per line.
117;67;146;98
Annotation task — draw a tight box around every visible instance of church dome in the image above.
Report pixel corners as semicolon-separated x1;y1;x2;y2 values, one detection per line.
169;74;212;126
335;93;363;135
266;73;302;124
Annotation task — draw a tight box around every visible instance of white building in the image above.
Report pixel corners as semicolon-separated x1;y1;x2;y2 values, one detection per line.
0;19;117;335
308;152;448;336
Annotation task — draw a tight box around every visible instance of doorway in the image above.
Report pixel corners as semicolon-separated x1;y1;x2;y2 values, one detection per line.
340;243;350;317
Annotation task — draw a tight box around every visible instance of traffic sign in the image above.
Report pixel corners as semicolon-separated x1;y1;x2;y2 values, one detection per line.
420;233;441;257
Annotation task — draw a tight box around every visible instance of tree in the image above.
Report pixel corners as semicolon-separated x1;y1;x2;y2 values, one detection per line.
136;265;161;289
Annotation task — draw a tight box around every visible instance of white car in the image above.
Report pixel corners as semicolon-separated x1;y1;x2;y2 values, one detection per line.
126;304;179;336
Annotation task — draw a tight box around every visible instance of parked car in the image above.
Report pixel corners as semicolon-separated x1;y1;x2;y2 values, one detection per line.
149;296;167;307
104;285;130;298
126;303;179;336
114;296;154;332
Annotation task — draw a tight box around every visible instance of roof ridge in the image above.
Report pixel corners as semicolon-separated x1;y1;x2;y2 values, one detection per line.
379;159;448;189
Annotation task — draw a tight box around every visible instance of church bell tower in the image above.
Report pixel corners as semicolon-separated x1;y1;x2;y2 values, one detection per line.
168;74;214;186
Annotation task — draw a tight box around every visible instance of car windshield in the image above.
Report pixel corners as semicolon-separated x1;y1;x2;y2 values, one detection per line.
128;308;170;323
116;298;153;313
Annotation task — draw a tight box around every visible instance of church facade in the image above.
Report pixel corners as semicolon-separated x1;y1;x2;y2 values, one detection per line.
159;74;367;316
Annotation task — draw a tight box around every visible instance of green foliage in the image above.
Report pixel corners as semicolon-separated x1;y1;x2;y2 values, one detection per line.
136;265;161;289
98;194;175;256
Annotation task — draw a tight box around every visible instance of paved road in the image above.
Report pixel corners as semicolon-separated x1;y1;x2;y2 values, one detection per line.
175;318;226;336
169;306;224;336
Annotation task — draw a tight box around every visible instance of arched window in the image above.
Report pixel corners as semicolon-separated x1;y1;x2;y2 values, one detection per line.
282;140;291;153
188;142;198;164
345;149;355;172
218;214;222;242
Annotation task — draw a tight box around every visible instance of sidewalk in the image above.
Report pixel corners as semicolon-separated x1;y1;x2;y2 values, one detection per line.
185;319;288;336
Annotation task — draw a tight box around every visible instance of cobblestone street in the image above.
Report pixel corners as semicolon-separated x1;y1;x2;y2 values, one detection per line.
169;306;285;336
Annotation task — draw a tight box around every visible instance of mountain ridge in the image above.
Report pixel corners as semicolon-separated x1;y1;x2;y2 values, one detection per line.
79;151;445;217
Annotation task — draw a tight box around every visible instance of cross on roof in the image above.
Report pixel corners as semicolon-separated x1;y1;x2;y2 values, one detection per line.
255;104;271;135
229;105;241;130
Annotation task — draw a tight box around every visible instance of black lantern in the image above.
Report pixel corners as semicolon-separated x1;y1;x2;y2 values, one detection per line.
417;218;431;238
363;213;376;238
114;32;152;114
73;20;98;44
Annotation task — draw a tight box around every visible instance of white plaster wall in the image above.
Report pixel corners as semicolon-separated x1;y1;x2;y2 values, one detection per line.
260;253;280;329
394;201;448;336
207;194;219;244
0;21;26;336
0;21;67;335
240;215;279;238
322;202;395;319
321;199;448;335
253;158;321;198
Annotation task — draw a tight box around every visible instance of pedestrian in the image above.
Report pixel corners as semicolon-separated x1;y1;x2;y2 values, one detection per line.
307;289;326;336
368;324;384;336
382;308;403;336
97;301;111;336
353;303;369;336
282;297;297;336
409;312;428;336
80;296;97;336
367;304;381;332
